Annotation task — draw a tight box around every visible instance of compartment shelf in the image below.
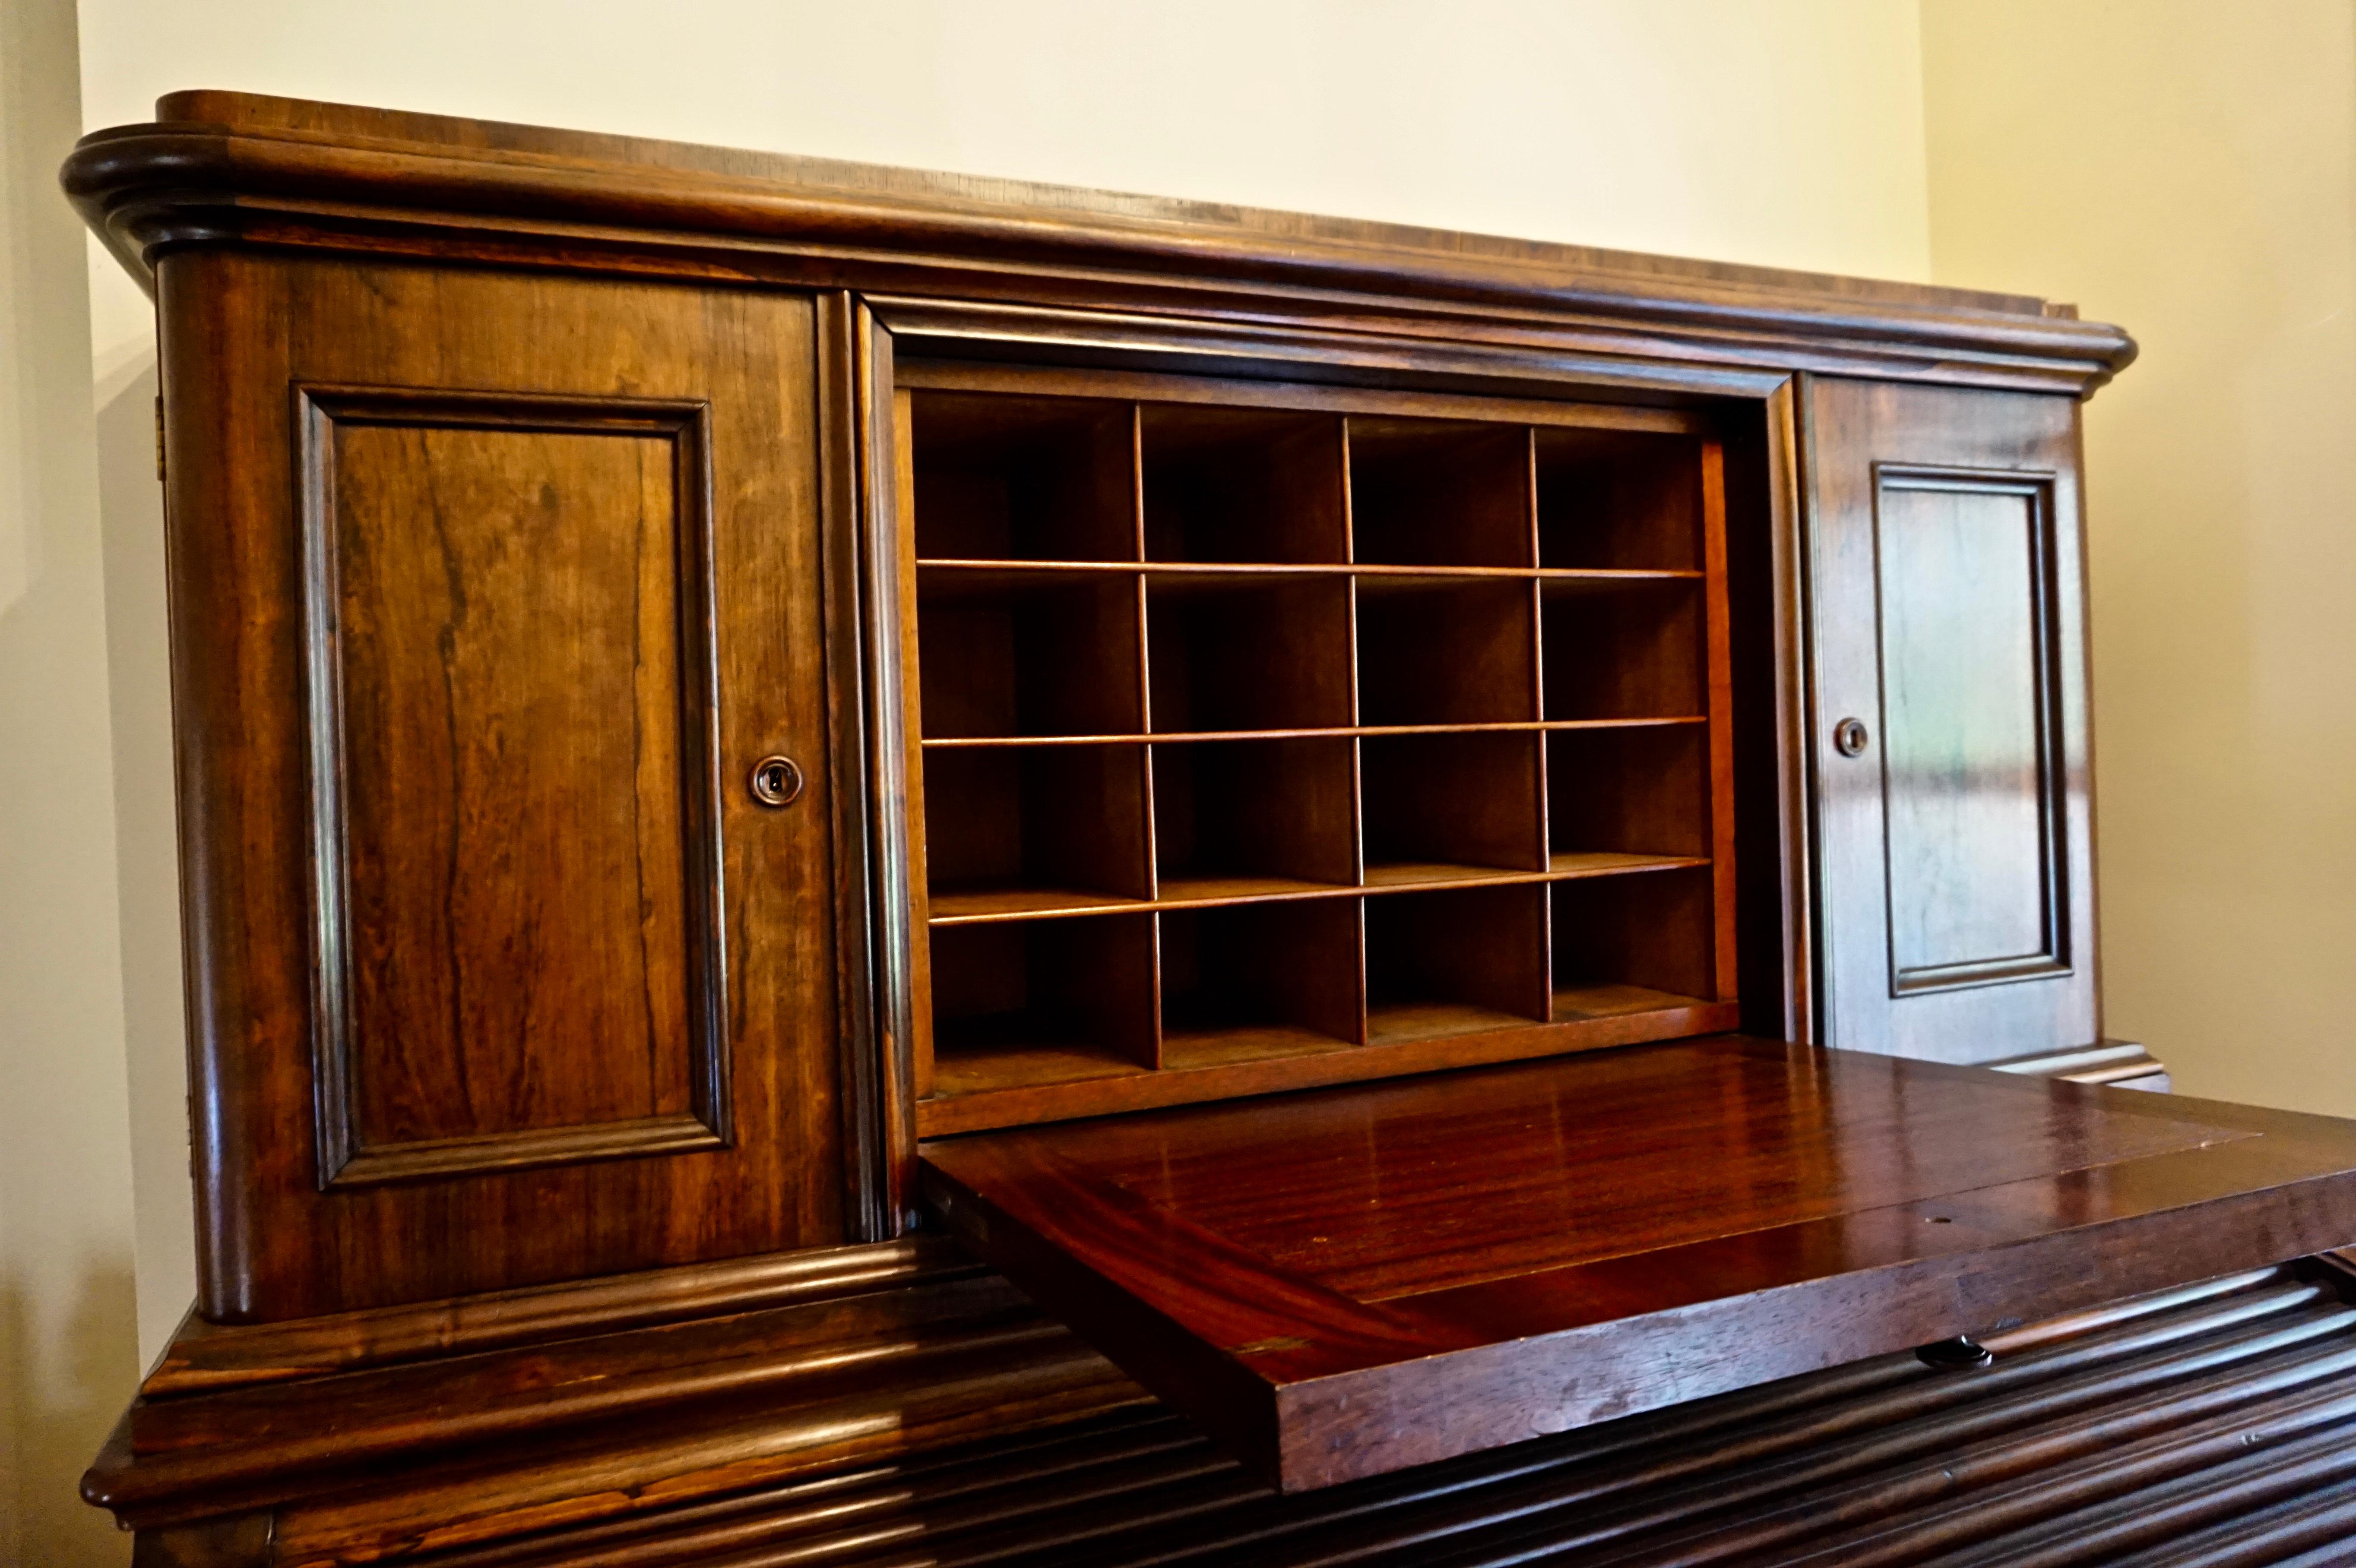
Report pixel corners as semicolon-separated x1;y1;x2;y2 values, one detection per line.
921;744;1150;914
1360;730;1545;880
1146;577;1353;732
1150;737;1357;899
1535;427;1705;571
928;916;1159;1096
1142;405;1346;564
1355;576;1538;726
1549;866;1721;1022
1539;579;1707;721
915;568;1143;740
909;392;1136;562
1347;417;1534;567
1545;724;1713;861
1365;884;1549;1044
1158;900;1364;1058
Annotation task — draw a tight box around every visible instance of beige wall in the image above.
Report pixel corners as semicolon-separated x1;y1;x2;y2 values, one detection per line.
1923;0;2356;1116
0;0;143;1563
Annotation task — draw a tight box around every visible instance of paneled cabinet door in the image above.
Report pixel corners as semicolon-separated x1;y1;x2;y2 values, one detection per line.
161;255;852;1318
1803;378;2096;1063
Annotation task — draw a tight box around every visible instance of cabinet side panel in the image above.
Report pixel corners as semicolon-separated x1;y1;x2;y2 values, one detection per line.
158;251;848;1318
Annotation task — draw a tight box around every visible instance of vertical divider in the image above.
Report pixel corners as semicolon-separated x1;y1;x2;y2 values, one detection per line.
1701;438;1739;1002
1520;427;1543;568
1339;418;1370;1044
891;389;937;1106
1129;405;1168;1072
1342;411;1368;891
1528;425;1558;1012
1343;895;1372;1046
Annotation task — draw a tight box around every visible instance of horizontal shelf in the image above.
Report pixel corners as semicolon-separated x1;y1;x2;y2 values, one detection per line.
1552;981;1710;1021
921;717;1707;749
927;884;1150;921
931;1037;1152;1099
929;853;1709;925
918;557;1704;583
1160;1025;1358;1074
1366;1000;1542;1046
1153;873;1352;904
1549;850;1710;878
918;995;1745;1136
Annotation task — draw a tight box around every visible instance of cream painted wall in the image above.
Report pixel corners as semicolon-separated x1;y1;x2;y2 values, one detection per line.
1922;0;2356;1118
0;0;144;1563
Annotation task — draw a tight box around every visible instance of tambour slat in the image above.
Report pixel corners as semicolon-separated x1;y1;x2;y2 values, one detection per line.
411;1265;2356;1568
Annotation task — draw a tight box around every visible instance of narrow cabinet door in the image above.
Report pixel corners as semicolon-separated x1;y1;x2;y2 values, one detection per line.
160;253;852;1317
1803;377;2096;1063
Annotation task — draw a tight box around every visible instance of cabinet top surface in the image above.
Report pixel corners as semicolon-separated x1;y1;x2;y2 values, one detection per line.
921;1037;2356;1488
64;90;2137;395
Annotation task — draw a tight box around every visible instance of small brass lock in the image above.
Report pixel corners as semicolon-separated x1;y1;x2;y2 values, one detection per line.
749;755;804;807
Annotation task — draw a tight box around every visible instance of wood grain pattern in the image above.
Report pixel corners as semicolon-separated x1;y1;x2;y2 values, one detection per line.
156;252;847;1318
922;1038;2356;1491
1805;379;2096;1062
302;389;723;1184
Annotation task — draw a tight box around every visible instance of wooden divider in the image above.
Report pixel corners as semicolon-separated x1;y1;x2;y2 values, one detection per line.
902;380;1740;1133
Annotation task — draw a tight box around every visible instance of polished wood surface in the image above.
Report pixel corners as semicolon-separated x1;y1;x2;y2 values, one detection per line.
106;1261;2356;1567
923;1039;2356;1490
83;1236;1146;1559
1806;379;2097;1063
156;253;851;1317
307;389;724;1183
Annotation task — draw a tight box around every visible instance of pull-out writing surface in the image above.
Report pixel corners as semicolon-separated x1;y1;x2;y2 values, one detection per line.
920;1038;2356;1491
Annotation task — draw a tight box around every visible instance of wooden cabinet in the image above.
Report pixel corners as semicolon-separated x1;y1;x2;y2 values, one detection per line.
155;255;863;1316
62;89;2356;1562
1804;378;2096;1062
896;372;1739;1137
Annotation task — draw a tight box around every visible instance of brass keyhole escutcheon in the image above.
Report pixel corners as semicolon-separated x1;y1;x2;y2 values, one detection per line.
1833;717;1871;758
749;755;804;807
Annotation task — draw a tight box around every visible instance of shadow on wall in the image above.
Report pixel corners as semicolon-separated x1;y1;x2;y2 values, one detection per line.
0;1265;138;1565
96;358;198;1367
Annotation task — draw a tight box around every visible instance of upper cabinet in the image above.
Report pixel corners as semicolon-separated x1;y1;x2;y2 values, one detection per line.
1803;379;2096;1062
153;253;865;1317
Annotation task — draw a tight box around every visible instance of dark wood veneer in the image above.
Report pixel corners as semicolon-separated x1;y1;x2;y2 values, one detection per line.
923;1039;2356;1491
157;253;852;1318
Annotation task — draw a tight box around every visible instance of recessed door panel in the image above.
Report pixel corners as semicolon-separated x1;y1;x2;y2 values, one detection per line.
308;398;726;1182
1805;379;2095;1063
1874;474;2064;992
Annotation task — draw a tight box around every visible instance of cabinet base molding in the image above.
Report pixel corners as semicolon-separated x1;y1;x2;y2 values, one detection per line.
103;1255;2356;1568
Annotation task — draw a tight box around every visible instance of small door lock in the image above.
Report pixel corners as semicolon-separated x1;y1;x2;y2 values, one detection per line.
749;755;805;807
1833;717;1871;758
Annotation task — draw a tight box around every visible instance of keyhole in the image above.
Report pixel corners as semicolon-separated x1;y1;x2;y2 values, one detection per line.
749;755;804;807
